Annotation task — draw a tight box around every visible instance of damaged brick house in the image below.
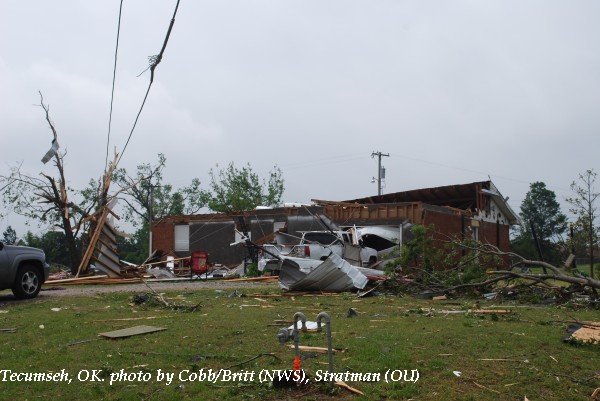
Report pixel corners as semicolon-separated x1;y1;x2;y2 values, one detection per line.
150;181;519;267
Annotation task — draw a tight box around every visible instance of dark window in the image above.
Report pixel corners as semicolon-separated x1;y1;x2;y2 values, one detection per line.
303;233;339;245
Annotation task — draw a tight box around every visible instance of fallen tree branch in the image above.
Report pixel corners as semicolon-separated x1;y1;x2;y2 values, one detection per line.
487;270;600;290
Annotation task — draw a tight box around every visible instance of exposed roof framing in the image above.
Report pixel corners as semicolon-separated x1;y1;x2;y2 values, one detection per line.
347;181;490;210
344;181;519;225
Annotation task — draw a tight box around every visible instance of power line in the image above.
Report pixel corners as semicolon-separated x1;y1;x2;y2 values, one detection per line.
104;0;124;172
117;0;181;167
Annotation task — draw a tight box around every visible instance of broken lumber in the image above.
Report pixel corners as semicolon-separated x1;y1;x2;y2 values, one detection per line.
45;275;109;284
335;380;364;395
224;276;278;283
468;309;512;315
286;345;344;353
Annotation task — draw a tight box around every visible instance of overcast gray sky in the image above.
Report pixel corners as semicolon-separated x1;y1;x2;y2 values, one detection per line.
1;0;599;236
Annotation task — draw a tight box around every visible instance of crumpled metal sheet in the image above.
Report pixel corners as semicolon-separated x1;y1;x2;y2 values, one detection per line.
278;253;368;292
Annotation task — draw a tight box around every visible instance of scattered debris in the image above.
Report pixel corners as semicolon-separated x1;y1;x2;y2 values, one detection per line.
469;309;512;315
63;338;101;347
335;380;364;395
94;316;170;323
564;322;600;344
346;308;359;318
0;328;16;333
45;275;143;285
286;345;344;354
224;276;278;283
278;254;368;292
130;291;200;312
146;268;176;279
224;353;280;369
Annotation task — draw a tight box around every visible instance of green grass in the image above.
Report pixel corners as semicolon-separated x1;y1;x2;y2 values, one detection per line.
0;286;598;400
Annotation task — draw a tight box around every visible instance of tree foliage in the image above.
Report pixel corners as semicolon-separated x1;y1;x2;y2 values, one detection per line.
116;224;150;265
113;153;209;226
21;230;82;268
513;182;567;264
384;224;504;294
207;162;284;213
519;182;567;242
2;226;17;245
566;169;599;278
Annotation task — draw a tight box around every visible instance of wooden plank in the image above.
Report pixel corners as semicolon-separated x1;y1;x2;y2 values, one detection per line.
224;276;278;282
335;380;364;395
469;309;512;315
77;207;110;276
45;275;109;284
141;257;190;267
99;325;166;339
287;345;344;353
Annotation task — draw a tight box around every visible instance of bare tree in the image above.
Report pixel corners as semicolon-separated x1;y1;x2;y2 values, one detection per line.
0;93;97;273
567;169;599;278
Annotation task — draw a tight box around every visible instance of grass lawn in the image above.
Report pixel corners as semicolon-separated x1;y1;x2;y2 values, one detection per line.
0;284;598;400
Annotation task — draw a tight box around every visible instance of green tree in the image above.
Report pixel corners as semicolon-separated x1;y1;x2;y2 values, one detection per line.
515;182;567;263
566;169;599;278
113;153;209;227
207;162;284;213
2;226;17;245
21;230;81;268
116;226;149;265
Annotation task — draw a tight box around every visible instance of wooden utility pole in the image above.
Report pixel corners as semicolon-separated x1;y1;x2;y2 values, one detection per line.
371;151;389;196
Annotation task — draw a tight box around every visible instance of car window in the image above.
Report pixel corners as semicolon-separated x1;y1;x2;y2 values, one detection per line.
303;233;338;245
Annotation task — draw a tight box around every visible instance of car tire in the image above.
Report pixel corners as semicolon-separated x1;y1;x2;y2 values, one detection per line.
11;265;42;299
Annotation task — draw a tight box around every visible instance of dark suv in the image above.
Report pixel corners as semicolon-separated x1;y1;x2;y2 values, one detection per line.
0;241;50;299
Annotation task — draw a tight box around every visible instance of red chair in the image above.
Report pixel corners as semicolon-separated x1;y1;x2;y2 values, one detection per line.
191;251;210;275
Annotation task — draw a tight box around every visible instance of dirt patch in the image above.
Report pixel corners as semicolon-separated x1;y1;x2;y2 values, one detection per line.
0;280;278;302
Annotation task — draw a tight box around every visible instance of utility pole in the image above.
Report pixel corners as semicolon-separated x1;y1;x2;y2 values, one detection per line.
371;151;390;196
148;185;154;258
148;183;159;258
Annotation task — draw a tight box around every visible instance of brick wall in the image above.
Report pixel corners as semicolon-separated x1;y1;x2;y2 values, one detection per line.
152;221;174;255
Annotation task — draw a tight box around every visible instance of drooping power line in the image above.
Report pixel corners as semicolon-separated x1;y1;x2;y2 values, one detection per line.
117;0;182;167
104;0;124;172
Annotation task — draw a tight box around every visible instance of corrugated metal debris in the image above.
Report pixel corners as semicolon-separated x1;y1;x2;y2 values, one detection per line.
278;253;368;292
